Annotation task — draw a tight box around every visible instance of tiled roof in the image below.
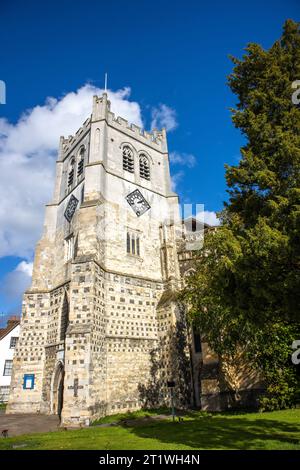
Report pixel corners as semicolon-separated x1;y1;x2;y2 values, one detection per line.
0;316;20;340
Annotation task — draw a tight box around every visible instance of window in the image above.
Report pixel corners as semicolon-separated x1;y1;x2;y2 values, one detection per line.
123;146;134;173
77;147;85;177
193;331;202;353
81;185;85;204
127;232;131;254
65;235;75;261
68;157;75;187
126;232;140;256
10;336;18;348
3;360;13;376
139;154;150;180
0;386;10;403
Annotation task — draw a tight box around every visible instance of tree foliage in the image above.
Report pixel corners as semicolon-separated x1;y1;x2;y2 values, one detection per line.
183;20;300;410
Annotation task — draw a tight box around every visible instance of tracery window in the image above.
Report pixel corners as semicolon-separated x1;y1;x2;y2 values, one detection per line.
68;157;75;187
139;154;150;180
77;146;85;177
123;146;134;173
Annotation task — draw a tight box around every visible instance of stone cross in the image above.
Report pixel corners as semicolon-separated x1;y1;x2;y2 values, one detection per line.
68;378;83;397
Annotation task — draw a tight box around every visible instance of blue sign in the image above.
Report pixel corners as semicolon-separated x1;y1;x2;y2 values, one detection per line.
23;374;35;390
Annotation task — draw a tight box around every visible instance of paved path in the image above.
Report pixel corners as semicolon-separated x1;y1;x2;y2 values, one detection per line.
0;413;60;438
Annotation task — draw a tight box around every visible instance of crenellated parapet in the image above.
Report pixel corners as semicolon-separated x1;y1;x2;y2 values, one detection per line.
92;93;168;153
58;118;91;161
58;92;168;161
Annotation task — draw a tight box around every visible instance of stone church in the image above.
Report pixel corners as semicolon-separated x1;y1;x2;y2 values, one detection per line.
7;93;261;425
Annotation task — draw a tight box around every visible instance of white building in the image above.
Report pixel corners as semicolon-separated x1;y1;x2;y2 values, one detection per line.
0;317;20;402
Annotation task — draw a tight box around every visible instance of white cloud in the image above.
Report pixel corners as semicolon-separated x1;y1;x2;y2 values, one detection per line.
0;261;33;302
0;85;181;313
169;152;196;193
197;211;220;226
151;104;177;132
169;151;196;168
171;171;184;191
16;260;33;276
0;84;143;259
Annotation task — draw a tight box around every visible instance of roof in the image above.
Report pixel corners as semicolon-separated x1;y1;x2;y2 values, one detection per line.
0;316;20;341
182;217;214;230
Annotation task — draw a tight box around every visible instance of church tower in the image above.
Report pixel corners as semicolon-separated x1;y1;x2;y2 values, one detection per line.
7;93;189;425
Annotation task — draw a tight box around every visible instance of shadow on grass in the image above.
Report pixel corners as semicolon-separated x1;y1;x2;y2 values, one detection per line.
122;415;300;450
91;407;171;426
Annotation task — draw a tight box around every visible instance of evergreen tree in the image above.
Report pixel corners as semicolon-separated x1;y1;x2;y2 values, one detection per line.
183;20;300;410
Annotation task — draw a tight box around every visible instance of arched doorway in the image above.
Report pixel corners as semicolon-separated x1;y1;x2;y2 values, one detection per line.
51;361;64;419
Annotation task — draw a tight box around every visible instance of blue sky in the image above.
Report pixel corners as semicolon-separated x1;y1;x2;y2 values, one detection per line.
0;0;299;323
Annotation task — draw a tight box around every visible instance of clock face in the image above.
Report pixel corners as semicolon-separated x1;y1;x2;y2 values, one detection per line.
126;189;151;217
64;194;79;222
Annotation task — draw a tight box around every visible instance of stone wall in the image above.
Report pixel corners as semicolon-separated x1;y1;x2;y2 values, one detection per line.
178;244;264;412
6;292;49;413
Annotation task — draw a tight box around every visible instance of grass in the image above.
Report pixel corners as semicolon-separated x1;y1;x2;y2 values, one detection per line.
0;403;6;410
90;407;171;425
0;409;300;450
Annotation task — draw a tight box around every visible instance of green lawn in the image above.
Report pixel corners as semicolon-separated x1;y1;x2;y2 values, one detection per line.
1;409;300;450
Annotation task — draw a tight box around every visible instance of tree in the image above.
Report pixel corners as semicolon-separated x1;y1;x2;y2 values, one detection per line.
183;20;300;410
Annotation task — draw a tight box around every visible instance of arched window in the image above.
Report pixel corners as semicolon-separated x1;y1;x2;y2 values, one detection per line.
77;147;85;177
68;157;75;187
139;154;150;180
123;146;134;173
65;234;75;261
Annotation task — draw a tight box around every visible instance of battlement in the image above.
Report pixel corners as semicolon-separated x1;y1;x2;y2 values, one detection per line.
59;117;91;160
58;92;168;160
93;93;168;152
